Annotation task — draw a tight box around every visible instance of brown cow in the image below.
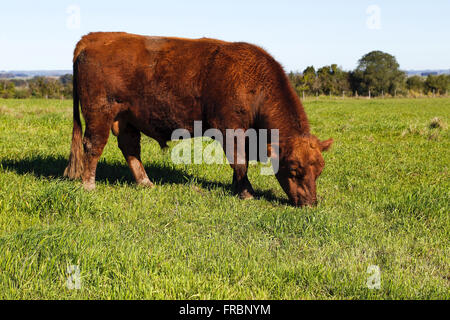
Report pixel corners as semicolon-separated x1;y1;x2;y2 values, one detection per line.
64;32;333;206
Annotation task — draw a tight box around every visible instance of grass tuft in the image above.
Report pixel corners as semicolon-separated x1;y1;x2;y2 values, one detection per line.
429;117;447;130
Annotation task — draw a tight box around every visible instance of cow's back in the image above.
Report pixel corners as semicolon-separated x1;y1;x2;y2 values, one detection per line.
74;32;276;99
74;33;232;104
74;32;226;83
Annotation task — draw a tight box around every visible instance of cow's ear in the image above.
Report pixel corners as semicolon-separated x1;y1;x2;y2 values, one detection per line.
319;138;333;152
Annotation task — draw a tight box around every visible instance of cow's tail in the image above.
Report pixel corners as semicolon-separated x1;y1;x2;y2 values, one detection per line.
63;63;84;179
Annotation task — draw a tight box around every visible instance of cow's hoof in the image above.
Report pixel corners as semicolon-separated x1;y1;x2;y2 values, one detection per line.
239;189;254;200
138;178;154;188
83;182;96;191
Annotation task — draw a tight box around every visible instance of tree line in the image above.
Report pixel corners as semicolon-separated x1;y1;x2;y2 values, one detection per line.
0;74;73;99
289;51;449;97
0;51;449;99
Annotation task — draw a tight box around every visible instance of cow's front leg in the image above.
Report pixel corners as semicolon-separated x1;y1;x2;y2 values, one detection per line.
221;129;256;200
231;164;255;200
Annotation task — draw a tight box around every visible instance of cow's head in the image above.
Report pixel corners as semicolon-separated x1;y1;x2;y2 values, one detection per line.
271;135;333;207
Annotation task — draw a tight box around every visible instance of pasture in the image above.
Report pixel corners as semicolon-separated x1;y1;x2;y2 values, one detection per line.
0;97;448;299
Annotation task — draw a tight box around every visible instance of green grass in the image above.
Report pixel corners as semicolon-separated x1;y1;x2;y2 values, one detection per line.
0;97;449;299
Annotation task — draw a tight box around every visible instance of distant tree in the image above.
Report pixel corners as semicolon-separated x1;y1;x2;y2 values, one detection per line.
14;87;31;99
0;76;73;100
0;80;16;98
352;51;406;96
315;64;350;95
303;66;316;76
288;68;318;96
288;65;351;97
301;66;320;95
59;74;73;86
10;79;27;87
317;66;333;94
59;74;74;98
425;74;449;95
330;64;351;95
28;77;46;98
28;76;65;99
406;75;425;93
61;81;73;98
288;72;302;96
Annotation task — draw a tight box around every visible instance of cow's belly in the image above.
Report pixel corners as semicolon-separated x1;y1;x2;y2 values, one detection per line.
122;93;204;144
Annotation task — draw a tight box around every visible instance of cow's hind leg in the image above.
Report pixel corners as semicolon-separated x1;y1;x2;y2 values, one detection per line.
117;123;154;187
81;115;111;191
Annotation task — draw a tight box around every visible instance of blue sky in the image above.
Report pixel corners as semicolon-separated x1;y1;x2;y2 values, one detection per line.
0;0;448;71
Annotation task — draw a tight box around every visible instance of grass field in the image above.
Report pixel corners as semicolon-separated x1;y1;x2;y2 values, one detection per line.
0;97;448;299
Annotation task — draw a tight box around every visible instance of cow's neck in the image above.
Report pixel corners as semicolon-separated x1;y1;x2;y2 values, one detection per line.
260;86;311;142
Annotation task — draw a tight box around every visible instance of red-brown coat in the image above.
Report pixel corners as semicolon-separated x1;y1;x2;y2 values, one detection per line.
64;32;333;206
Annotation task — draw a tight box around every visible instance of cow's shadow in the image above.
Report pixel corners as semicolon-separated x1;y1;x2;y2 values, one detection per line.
0;155;289;205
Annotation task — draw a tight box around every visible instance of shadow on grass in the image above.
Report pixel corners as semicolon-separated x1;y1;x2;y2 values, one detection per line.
0;155;288;205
